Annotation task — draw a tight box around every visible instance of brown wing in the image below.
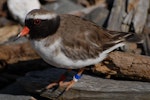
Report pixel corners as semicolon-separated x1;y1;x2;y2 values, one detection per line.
59;14;140;60
61;29;103;60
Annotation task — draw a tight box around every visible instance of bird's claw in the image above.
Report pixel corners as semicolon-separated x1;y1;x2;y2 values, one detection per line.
43;80;75;92
45;82;58;90
59;80;75;91
39;81;75;99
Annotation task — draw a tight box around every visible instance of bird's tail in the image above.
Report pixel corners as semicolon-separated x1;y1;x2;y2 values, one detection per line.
120;32;142;43
103;30;143;52
106;30;142;44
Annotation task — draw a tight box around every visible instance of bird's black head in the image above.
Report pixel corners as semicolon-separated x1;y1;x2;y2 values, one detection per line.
18;9;60;40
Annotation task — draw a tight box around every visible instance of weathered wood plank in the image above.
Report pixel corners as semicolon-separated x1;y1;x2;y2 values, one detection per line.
18;68;150;100
107;0;125;31
133;0;149;34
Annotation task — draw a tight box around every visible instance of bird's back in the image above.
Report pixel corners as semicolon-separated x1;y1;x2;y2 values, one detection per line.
58;14;141;61
30;13;141;69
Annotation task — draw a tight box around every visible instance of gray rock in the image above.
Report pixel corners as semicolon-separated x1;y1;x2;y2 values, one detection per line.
0;17;14;27
84;7;109;27
43;0;84;14
0;94;31;100
18;68;150;100
0;81;49;100
0;82;31;100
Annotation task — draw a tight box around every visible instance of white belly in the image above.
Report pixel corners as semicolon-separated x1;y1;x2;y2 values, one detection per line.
30;39;125;69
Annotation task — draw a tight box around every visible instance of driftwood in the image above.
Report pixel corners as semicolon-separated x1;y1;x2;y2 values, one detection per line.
18;68;150;100
106;0;149;57
0;42;39;65
143;14;150;56
107;0;149;34
0;25;19;43
121;0;139;32
133;0;149;34
107;0;125;31
110;51;150;80
0;42;150;81
94;51;150;81
0;42;41;88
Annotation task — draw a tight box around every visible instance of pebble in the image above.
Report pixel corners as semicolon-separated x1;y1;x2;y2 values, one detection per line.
42;0;84;14
84;7;109;27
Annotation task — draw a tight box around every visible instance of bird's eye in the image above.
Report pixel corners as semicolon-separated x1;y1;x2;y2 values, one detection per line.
34;19;41;25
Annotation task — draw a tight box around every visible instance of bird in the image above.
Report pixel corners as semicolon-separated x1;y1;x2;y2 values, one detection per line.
16;9;140;91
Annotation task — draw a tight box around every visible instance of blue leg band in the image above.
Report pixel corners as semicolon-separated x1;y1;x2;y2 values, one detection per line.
73;74;82;82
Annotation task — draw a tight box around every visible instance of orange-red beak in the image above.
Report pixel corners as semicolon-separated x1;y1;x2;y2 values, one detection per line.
14;26;30;40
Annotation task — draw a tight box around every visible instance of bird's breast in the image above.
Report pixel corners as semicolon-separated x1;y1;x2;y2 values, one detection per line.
30;38;62;66
29;39;125;69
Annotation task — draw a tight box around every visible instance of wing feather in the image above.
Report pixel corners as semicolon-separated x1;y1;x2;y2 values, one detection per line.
59;14;140;60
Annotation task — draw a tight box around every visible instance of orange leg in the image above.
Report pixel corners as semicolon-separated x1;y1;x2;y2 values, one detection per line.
59;68;85;91
45;69;71;89
45;68;85;91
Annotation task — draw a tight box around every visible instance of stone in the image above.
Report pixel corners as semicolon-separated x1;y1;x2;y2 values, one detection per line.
0;94;31;100
0;82;49;100
0;82;32;100
0;17;15;27
18;68;150;100
84;7;109;27
42;0;84;14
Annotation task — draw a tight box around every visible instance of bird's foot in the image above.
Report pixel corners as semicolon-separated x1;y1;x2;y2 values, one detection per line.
45;82;58;90
44;73;83;92
39;69;84;99
59;80;76;91
41;68;84;94
38;80;76;99
45;68;84;91
45;80;76;91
